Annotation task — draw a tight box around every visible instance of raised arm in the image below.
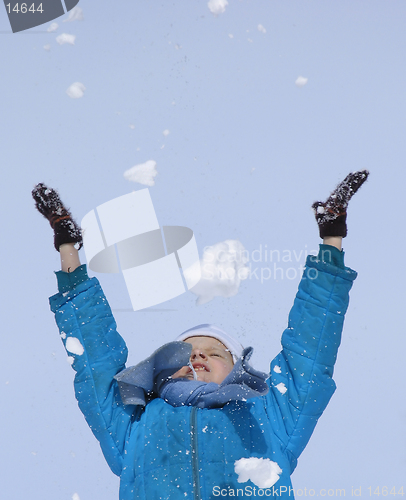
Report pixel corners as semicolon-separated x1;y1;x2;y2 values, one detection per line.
32;183;135;476
267;171;369;468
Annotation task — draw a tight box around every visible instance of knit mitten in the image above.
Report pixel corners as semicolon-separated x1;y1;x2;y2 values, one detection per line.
32;183;83;251
312;170;369;238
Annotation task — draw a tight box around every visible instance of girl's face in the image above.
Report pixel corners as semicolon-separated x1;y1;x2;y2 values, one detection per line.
171;336;234;384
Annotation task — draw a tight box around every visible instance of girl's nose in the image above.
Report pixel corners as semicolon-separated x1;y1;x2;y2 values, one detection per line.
191;348;207;360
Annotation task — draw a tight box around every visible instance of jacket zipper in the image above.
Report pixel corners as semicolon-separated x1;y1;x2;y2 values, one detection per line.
190;406;202;500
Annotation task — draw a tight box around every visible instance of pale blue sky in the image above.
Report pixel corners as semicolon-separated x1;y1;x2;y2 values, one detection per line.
1;2;405;499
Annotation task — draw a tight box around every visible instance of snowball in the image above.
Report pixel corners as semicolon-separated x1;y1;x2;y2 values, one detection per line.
295;76;308;87
72;494;81;500
258;24;266;34
234;457;282;488
43;44;51;51
163;129;170;136
64;6;84;22
66;337;84;356
208;0;228;15
123;160;158;187
273;365;281;374
275;382;287;394
47;22;58;32
56;33;76;45
66;82;86;99
316;206;325;214
186;240;250;305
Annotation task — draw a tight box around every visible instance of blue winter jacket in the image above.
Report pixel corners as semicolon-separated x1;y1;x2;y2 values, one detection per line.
49;251;357;500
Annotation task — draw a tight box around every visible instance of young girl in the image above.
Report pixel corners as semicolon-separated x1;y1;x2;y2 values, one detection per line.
32;171;368;500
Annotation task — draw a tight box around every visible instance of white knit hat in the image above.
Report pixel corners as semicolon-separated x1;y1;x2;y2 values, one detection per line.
175;324;244;362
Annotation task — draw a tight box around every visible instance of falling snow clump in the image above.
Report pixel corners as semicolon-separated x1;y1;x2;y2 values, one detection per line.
275;382;287;395
66;337;84;356
295;76;308;87
66;82;86;99
186;239;250;305
257;24;266;34
56;33;76;45
123;160;158;187
64;6;84;22
47;22;58;32
208;0;228;15
234;457;282;488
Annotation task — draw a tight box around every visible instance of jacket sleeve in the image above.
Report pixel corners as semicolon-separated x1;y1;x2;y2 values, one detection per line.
265;252;357;471
49;276;137;476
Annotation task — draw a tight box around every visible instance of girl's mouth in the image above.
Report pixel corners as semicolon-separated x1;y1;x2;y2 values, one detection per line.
192;363;210;372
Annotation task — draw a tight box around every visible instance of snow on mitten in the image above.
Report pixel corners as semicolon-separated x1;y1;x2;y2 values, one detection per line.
32;183;83;251
312;170;369;238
